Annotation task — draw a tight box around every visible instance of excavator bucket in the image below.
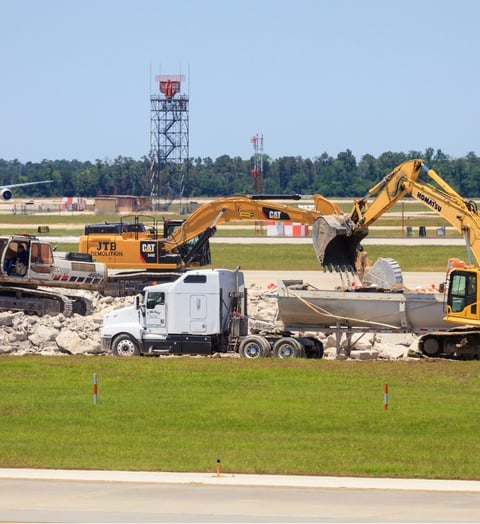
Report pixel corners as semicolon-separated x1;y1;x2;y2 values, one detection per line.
312;215;368;273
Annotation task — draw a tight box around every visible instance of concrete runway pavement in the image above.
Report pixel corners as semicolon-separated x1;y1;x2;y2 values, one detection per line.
1;468;480;492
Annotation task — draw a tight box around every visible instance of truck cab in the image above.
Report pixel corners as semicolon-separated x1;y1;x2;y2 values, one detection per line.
101;268;247;356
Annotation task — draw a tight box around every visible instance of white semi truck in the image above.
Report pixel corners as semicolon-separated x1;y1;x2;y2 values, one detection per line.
100;268;324;358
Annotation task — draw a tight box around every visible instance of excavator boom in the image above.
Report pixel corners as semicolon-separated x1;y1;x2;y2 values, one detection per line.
312;159;480;272
163;194;375;274
163;194;335;252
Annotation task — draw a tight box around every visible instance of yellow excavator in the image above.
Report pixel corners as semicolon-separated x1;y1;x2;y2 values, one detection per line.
312;158;480;358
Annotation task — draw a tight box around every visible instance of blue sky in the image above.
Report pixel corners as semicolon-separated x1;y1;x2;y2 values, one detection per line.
1;0;479;163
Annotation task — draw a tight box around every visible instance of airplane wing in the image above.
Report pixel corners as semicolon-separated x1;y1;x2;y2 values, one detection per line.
0;180;53;201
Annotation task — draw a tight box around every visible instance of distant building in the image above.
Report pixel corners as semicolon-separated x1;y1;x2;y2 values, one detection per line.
94;195;153;215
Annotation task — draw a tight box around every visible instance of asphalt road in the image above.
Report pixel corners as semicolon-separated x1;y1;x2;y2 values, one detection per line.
1;469;479;523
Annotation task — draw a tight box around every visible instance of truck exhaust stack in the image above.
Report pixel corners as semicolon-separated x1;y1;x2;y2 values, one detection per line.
312;215;368;273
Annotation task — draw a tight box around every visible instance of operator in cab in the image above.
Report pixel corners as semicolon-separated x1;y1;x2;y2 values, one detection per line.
4;243;29;276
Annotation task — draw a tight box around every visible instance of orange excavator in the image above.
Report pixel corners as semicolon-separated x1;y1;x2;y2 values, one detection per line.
79;194;345;295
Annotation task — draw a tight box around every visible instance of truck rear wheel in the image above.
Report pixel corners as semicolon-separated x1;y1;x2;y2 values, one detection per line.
272;337;305;358
112;334;140;357
239;335;269;359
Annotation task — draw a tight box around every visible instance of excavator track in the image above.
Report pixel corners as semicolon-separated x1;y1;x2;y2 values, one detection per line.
67;294;94;316
106;271;184;296
419;328;480;360
0;286;75;316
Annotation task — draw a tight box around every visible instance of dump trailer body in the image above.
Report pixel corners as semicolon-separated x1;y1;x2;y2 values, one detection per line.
277;279;451;333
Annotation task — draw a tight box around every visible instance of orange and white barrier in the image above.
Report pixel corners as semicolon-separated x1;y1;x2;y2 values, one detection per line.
266;221;309;237
266;221;285;236
284;222;309;237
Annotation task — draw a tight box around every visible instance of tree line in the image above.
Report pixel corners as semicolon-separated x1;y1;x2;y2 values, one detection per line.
1;148;480;199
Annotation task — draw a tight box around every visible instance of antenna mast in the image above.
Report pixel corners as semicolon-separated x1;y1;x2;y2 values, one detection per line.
250;133;265;235
250;133;264;194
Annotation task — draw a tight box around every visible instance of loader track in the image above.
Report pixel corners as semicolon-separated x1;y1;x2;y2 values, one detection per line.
0;285;83;316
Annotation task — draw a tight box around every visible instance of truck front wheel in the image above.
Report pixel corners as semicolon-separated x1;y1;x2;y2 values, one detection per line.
239;335;269;358
112;334;140;357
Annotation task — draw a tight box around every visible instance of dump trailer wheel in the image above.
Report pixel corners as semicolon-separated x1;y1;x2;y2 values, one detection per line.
419;335;442;357
238;335;269;359
272;337;305;359
304;337;324;359
112;334;140;357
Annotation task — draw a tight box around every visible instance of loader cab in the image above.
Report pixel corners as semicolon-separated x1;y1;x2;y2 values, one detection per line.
445;269;480;324
0;236;55;278
0;238;30;276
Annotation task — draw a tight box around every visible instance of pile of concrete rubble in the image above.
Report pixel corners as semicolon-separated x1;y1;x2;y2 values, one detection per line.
0;292;129;356
0;283;422;359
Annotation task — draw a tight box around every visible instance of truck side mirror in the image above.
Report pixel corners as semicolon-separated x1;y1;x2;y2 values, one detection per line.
135;294;146;315
135;294;142;309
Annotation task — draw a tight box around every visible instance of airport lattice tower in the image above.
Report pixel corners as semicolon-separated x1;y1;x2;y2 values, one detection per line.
150;75;189;207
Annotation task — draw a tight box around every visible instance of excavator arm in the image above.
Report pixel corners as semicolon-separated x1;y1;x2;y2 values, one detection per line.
162;194;336;254
406;169;480;265
313;159;480;271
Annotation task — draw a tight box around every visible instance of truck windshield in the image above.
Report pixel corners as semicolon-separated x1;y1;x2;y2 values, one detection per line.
184;275;207;284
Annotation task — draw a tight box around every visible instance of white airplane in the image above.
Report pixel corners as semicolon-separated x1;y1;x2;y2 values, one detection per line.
0;180;53;201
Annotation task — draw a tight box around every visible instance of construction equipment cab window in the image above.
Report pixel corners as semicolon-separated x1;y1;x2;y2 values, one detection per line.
146;292;165;309
3;242;29;276
449;272;477;313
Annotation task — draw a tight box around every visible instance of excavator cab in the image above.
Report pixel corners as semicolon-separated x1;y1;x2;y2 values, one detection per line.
312;215;368;273
445;268;480;325
163;219;212;267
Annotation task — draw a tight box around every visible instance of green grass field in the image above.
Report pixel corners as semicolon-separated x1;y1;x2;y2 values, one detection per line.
1;356;479;480
210;244;468;272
